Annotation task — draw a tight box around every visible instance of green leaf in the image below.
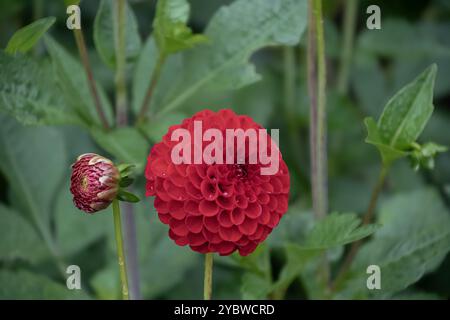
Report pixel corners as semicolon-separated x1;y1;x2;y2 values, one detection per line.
364;65;437;165
44;36;113;128
378;64;437;150
0;51;82;126
0;270;89;299
64;0;81;6
241;272;272;300
157;0;308;114
5;17;56;54
90;127;149;171
0;205;47;263
93;0;142;68
117;189;140;203
303;212;378;249
0;114;67;230
272;244;319;294
342;189;450;298
154;0;207;55
364;117;408;165
119;176;134;188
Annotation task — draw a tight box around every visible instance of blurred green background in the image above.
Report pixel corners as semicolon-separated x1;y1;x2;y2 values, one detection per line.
0;0;449;299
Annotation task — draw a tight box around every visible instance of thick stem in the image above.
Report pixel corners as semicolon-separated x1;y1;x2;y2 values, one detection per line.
203;253;214;300
308;0;328;220
74;28;110;129
114;0;128;125
332;166;388;290
337;0;358;95
113;199;130;300
137;54;166;123
308;0;330;291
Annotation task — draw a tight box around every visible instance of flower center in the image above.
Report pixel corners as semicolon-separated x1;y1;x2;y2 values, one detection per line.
80;175;89;192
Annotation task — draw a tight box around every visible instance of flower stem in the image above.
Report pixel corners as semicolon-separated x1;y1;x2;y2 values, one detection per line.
113;199;129;300
203;253;214;300
137;54;166;124
308;0;330;292
113;0;141;300
332;165;388;290
337;0;358;95
73;28;110;129
114;0;128;126
308;0;328;220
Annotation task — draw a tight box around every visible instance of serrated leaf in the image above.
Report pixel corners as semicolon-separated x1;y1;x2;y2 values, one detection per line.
0;270;89;299
0;51;82;126
44;36;113;127
303;212;378;249
6;17;55;54
378;64;437;150
0;205;47;263
157;0;308;115
154;0;207;55
90;127;149;171
342;189;450;298
93;0;142;68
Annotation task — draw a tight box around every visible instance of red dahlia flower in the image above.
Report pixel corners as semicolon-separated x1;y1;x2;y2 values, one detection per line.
145;109;290;256
70;153;120;213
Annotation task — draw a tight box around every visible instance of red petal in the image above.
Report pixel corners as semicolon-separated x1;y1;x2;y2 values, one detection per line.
186;215;203;233
199;200;219;217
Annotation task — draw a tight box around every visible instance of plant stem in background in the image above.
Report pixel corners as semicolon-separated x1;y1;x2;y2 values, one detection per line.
122;201;141;300
308;0;328;220
113;0;141;300
137;54;166;123
73;28;110;129
337;0;358;95
332;165;388;290
204;253;214;300
113;199;130;300
308;0;330;292
114;0;128;126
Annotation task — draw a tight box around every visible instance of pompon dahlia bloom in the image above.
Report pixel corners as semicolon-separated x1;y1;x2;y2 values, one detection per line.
70;153;120;213
145;109;290;256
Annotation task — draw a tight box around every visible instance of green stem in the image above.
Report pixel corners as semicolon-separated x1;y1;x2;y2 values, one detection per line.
74;28;110;129
309;0;328;220
308;0;330;291
337;0;358;95
114;0;128;126
203;253;213;300
137;54;166;124
113;199;129;300
332;165;388;291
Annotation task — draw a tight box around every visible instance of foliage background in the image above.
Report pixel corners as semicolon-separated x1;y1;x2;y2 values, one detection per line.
0;0;449;299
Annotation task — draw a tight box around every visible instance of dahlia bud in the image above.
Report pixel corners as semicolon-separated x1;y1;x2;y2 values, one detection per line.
70;153;120;213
